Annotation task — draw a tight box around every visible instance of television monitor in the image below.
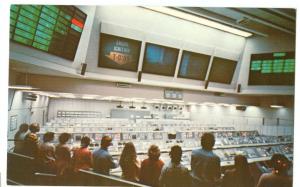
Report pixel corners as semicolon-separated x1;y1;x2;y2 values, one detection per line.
98;33;142;71
178;50;210;80
248;51;295;85
208;57;237;84
142;43;179;76
168;133;176;140
10;5;86;60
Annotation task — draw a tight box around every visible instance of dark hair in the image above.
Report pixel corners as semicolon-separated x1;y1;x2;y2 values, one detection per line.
101;136;112;148
19;123;29;132
148;145;160;160
43;132;55;142
81;136;91;148
29;123;40;133
120;142;137;171
169;145;182;164
59;133;71;144
271;154;290;175
201;133;215;151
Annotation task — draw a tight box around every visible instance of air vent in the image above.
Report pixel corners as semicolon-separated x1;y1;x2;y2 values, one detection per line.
116;82;132;88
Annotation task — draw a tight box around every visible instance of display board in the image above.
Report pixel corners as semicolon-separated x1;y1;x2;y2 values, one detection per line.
10;5;86;60
208;57;237;84
178;50;210;80
98;33;142;71
142;43;179;76
248;52;295;85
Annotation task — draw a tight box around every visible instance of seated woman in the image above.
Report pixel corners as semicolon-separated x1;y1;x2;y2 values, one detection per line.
55;133;72;176
140;145;164;187
257;154;292;187
72;136;93;172
222;155;254;187
36;132;56;173
119;142;141;182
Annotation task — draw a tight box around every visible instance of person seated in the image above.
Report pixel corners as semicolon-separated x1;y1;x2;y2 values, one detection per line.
257;154;292;187
119;142;141;182
159;145;191;187
222;155;254;187
23;123;40;157
55;133;72;176
92;136;118;175
72;136;93;172
191;132;221;187
140;145;164;187
13;123;29;154
36;132;56;173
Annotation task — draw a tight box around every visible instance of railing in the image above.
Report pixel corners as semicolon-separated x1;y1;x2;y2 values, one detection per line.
7;152;149;186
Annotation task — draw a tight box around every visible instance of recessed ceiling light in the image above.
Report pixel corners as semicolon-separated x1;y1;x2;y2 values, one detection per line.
270;105;284;108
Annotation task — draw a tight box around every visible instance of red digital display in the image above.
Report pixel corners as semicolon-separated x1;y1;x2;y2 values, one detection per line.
72;18;84;29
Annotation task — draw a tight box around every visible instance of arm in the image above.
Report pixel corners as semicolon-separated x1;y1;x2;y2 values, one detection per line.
158;165;167;187
108;154;118;169
256;174;266;187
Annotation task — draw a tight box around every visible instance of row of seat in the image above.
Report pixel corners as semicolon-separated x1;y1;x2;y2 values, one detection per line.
7;152;149;186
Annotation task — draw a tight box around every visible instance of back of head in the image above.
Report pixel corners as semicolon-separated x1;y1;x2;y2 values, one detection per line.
271;154;290;175
81;136;91;148
59;133;71;144
234;155;249;173
120;142;137;166
148;144;160;161
19;123;29;132
201;132;215;151
43;132;55;142
29;123;40;133
169;145;182;164
101;136;112;148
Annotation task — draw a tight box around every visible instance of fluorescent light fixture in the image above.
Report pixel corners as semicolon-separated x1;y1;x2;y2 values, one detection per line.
218;103;231;107
187;102;197;105
203;102;216;106
143;7;253;37
270;105;284;108
9;85;38;90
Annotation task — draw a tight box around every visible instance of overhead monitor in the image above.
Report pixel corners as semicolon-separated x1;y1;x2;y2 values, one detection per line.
10;5;86;60
98;33;142;72
178;50;210;80
248;51;295;85
142;43;179;76
208;57;237;84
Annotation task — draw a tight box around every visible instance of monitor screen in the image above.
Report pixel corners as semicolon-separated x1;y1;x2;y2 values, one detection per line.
208;57;237;84
98;33;142;71
142;43;179;76
178;50;210;80
10;5;86;60
248;51;295;85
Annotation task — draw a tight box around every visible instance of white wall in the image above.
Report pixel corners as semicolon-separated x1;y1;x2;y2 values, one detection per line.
48;97;294;136
7;90;49;149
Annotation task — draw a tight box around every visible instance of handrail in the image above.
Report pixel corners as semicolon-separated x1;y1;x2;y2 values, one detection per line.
8;152;35;160
79;169;150;187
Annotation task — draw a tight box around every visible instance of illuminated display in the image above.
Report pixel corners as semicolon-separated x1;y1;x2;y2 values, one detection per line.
98;33;142;71
208;57;237;84
249;52;295;85
142;43;179;76
178;50;210;80
10;5;86;60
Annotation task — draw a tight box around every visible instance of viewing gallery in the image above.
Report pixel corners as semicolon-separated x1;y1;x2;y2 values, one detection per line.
7;5;295;187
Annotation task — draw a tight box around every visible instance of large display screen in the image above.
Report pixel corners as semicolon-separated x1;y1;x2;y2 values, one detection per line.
98;33;142;72
10;5;86;60
142;43;179;76
208;57;237;84
178;50;210;80
248;52;295;85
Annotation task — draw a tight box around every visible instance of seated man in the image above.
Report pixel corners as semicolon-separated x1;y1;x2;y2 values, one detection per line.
190;132;221;187
92;136;118;175
159;145;191;187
